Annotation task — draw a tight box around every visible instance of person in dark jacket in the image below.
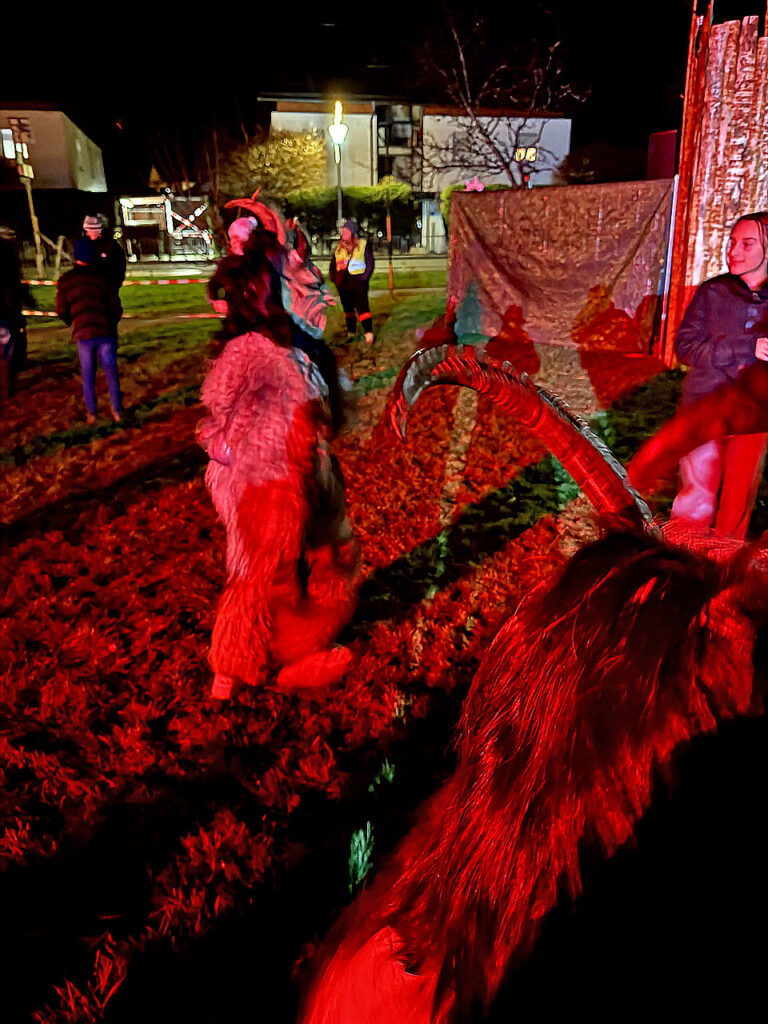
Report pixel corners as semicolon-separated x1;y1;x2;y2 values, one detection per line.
0;227;34;399
329;220;374;344
206;215;291;345
56;238;124;424
82;213;127;293
672;210;768;537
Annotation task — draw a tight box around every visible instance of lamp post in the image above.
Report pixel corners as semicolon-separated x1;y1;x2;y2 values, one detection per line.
328;101;349;232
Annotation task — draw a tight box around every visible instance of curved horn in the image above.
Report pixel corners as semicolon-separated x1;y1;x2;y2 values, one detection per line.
223;190;286;245
628;362;768;495
391;342;656;534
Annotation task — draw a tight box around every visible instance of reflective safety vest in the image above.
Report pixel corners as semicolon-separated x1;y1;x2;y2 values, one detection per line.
334;238;368;275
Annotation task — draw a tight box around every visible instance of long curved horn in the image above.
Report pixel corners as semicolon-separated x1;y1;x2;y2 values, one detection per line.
391;342;656;534
628;361;768;495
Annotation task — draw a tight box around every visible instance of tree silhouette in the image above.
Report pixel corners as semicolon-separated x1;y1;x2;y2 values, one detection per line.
421;10;586;190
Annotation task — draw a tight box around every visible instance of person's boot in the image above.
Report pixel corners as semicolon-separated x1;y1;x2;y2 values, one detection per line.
86;412;97;426
276;646;355;690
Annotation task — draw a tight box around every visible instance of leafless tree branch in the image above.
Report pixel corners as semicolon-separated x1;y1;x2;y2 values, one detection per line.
418;8;587;190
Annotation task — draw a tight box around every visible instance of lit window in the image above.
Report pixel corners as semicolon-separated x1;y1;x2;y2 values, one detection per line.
1;129;14;161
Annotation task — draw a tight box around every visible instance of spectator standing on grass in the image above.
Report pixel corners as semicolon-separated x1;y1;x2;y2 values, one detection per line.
672;210;768;538
82;213;126;293
0;226;34;400
329;219;375;344
56;239;123;425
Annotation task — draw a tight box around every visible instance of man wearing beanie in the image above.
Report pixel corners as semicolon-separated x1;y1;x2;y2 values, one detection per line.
329;220;375;344
82;213;127;292
56;238;124;424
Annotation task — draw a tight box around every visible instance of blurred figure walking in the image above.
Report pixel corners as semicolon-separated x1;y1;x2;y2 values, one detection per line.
0;225;33;399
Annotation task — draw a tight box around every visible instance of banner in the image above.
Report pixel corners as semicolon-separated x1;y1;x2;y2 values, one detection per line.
447;179;675;352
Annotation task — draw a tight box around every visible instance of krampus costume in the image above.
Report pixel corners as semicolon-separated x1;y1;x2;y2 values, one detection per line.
300;344;768;1023
198;197;357;700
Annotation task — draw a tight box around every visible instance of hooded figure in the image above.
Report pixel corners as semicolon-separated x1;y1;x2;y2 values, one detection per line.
198;196;358;700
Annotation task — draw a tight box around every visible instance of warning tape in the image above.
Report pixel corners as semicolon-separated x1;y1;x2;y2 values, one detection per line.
23;310;218;320
24;278;204;287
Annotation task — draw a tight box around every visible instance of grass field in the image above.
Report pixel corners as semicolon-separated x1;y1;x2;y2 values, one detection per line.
4;282;762;1022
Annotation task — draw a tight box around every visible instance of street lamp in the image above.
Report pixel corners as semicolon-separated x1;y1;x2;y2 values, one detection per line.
328;101;349;232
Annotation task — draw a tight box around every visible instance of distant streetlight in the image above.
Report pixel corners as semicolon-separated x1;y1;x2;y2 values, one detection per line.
328;101;349;231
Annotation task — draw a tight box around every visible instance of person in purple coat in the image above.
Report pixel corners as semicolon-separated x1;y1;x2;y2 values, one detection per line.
671;211;768;538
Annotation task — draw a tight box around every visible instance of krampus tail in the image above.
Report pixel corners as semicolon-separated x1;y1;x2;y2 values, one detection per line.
302;531;761;1024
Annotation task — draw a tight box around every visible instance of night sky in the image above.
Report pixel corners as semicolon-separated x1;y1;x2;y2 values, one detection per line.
3;1;766;191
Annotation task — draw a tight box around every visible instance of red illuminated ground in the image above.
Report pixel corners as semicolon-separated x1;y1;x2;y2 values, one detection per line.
0;301;685;1022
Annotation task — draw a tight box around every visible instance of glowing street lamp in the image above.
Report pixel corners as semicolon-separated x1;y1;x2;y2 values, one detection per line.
328;101;349;230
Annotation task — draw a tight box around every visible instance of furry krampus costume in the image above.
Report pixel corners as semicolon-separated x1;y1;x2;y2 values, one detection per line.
208;192;345;432
198;206;357;700
300;344;768;1023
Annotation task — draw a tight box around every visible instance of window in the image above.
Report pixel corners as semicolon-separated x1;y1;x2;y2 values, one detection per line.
1;129;14;161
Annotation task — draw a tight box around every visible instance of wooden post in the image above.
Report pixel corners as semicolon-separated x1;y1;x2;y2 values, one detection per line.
662;3;712;363
22;176;44;278
54;235;65;278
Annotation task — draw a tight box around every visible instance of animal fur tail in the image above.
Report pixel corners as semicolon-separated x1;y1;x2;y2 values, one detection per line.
300;532;764;1023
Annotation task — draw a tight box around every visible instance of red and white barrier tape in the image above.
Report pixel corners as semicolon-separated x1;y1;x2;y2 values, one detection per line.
24;278;204;287
23;310;218;319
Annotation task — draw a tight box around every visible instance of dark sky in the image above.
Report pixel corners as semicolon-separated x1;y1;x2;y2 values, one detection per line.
3;1;765;191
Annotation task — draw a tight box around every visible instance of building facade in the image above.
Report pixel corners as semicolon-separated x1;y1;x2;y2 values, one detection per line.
265;96;571;253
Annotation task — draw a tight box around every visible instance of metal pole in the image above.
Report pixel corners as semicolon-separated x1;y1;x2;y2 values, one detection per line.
337;154;343;230
386;207;394;292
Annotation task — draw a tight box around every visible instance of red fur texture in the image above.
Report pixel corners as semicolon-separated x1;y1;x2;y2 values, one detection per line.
199;331;358;692
301;530;765;1023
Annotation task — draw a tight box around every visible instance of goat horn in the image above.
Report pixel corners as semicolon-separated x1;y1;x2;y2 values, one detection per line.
391;342;655;534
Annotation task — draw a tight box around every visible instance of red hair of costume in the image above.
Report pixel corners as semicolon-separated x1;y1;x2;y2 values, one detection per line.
300;345;768;1023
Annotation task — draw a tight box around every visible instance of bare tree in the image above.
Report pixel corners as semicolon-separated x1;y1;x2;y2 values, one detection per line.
420;11;586;190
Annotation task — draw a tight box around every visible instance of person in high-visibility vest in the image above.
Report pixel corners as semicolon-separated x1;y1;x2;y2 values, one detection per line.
329;220;375;344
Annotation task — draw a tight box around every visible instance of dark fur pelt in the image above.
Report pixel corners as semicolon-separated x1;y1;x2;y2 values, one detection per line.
207;226;292;346
301;531;766;1023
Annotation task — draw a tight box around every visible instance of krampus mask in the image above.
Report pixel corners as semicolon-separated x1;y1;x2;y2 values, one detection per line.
300;344;768;1023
